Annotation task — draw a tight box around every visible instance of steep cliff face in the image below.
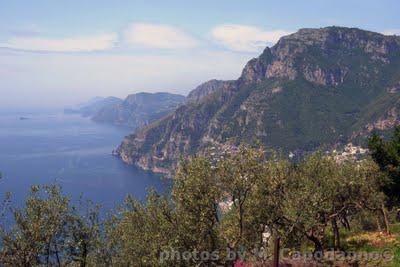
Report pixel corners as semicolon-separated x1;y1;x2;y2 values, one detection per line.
116;26;400;174
92;92;185;128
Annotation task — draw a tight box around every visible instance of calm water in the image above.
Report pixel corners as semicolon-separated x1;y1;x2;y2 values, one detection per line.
0;111;168;211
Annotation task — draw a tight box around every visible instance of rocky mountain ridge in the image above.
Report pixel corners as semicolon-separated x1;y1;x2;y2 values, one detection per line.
116;26;400;174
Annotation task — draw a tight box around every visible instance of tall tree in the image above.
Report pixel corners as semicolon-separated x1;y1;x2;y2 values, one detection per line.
282;154;384;254
368;126;400;206
172;156;223;266
104;190;175;266
216;147;266;254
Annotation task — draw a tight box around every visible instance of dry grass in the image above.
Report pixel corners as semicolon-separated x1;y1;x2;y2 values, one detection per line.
346;231;398;248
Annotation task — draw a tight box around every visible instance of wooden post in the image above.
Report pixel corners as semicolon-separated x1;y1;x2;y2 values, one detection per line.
273;237;280;267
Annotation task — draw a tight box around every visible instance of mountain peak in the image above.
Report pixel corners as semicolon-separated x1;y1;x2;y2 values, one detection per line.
240;26;400;86
283;26;388;42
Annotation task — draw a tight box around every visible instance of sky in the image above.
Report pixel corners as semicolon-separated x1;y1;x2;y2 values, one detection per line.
0;0;399;109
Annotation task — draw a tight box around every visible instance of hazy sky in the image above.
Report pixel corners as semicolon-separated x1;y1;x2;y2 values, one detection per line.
0;0;399;109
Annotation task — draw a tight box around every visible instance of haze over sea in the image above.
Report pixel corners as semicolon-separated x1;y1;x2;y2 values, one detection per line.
0;110;167;211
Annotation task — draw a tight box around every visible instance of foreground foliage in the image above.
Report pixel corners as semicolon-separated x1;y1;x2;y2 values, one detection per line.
0;146;397;266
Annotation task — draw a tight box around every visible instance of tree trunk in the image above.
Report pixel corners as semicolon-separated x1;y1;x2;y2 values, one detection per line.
55;243;61;267
332;219;340;250
381;203;390;235
46;243;51;266
80;242;87;267
306;234;324;257
376;215;382;232
238;199;244;244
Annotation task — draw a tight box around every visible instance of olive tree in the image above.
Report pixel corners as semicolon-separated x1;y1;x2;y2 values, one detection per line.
282;154;384;254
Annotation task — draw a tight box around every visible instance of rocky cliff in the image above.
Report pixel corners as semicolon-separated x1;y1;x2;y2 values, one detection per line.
116;26;400;174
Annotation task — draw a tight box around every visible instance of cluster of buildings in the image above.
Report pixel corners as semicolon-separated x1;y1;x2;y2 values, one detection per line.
333;143;369;162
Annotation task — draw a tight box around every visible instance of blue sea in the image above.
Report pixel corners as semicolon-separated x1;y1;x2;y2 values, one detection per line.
0;111;168;211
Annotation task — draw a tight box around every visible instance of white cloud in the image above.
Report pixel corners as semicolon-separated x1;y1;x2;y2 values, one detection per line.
211;24;291;52
0;33;117;52
382;29;400;36
124;23;198;49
